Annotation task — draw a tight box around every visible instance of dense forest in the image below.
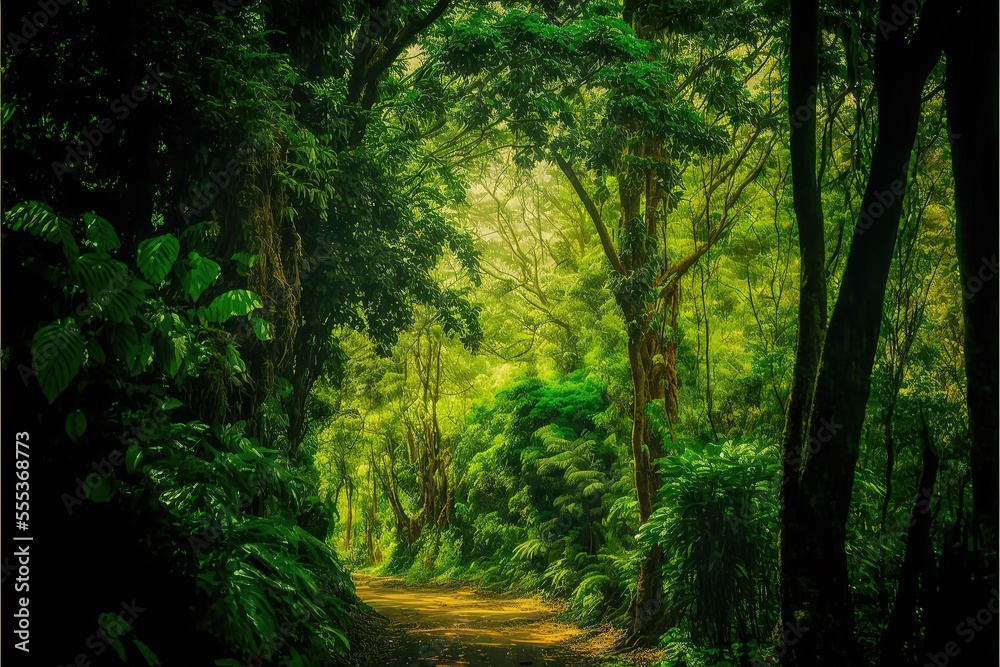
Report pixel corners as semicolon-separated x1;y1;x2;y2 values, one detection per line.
1;0;996;666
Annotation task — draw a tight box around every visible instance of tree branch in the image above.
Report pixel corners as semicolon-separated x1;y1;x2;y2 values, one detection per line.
551;151;627;275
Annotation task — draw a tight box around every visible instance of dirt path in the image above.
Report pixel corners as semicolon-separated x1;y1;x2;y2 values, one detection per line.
353;576;633;666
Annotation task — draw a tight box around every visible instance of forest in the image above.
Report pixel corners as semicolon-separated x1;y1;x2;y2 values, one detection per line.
1;0;996;666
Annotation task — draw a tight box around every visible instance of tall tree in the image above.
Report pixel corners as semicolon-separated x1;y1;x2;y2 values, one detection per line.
780;0;947;663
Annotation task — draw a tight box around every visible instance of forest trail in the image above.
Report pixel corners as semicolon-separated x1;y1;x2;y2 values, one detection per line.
354;576;654;667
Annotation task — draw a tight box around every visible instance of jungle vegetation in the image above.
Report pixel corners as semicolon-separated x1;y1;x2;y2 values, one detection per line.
1;0;996;666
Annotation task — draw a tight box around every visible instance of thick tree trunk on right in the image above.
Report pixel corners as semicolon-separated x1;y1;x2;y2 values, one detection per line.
780;1;944;664
946;0;999;581
941;3;999;664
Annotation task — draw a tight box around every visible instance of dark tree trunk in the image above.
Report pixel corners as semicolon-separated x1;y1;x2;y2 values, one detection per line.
780;1;944;664
940;3;999;664
878;419;939;665
945;0;999;583
779;0;828;655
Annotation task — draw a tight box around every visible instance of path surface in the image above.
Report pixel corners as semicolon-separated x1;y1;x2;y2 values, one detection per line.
353;576;617;667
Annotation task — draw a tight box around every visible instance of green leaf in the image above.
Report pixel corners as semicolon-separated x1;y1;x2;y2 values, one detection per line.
251;316;272;341
181;251;221;302
98;612;130;660
5;200;79;260
109;321;139;362
133;638;161;667
157;333;188;377
66;410;87;442
275;377;293;398
90;476;115;503
126;444;143;473
201;290;263;323
84;212;120;252
161;397;183;411
231;252;258;277
86;338;106;365
136;234;180;283
31;321;86;403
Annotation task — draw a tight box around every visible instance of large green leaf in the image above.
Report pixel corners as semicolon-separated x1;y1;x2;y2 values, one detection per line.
181;251;221;302
30;320;86;403
136;234;180;283
69;253;130;298
65;409;87;442
201;290;263;323
84;212;121;252
157;333;188;377
5;200;79;259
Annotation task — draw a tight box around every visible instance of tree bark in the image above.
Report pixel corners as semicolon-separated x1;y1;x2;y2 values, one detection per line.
780;0;944;664
942;3;999;664
945;0;999;580
878;417;939;665
779;0;828;657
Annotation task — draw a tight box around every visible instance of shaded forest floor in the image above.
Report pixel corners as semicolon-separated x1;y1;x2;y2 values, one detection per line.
353;576;662;667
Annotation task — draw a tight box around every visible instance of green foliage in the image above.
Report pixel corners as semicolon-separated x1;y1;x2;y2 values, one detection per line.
5;200;79;259
136;234;181;284
31;320;86;404
5;0;976;664
641;440;779;651
180;252;222;303
201;290;263;324
5;204;355;664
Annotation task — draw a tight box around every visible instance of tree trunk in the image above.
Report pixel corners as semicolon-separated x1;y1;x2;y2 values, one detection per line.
778;0;829;657
780;1;943;664
945;0;999;583
342;482;354;551
879;404;896;533
942;3;999;664
878;417;939;665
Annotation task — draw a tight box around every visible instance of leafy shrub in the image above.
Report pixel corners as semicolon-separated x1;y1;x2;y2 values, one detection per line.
641;439;779;654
